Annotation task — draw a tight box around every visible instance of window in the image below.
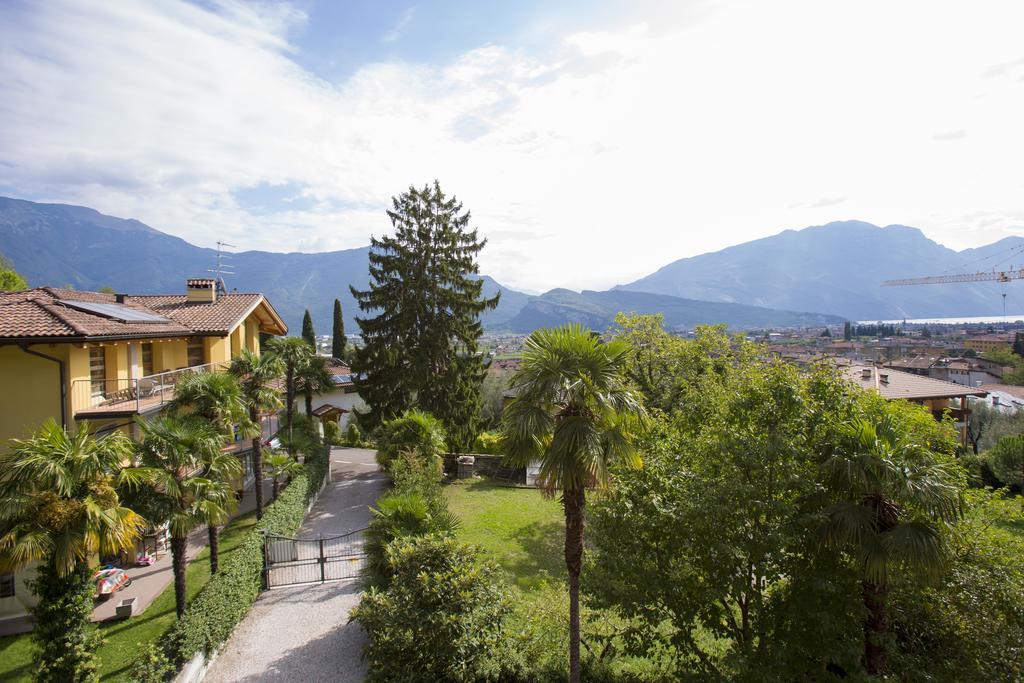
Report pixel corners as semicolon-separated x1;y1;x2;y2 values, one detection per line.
141;343;154;376
187;340;204;367
0;572;14;598
89;347;106;401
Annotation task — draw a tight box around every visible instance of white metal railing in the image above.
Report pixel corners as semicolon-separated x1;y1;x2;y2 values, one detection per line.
72;361;227;415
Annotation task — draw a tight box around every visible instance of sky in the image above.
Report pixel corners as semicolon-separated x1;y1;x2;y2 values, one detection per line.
1;0;1024;292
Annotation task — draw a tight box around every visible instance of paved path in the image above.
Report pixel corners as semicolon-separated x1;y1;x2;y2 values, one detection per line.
206;448;385;683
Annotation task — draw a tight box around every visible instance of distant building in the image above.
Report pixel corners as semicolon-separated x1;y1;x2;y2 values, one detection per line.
299;358;366;431
963;334;1013;353
842;364;986;445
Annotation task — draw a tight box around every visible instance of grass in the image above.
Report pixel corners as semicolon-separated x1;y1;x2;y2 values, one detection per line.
444;478;564;594
0;511;258;682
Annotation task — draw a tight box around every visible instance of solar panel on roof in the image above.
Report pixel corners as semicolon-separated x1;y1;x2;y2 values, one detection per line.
57;300;171;324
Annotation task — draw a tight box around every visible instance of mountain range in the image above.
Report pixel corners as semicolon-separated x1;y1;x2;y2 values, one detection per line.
619;220;1024;321
1;197;1018;333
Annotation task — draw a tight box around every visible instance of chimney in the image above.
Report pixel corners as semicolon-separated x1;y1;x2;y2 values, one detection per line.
879;373;889;384
861;368;872;379
186;278;217;304
115;294;126;303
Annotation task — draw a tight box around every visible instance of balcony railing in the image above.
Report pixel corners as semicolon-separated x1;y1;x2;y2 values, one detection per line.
73;362;227;417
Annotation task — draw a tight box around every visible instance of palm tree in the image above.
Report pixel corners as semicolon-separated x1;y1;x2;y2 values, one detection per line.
136;417;239;616
228;350;284;520
266;336;315;452
502;324;645;683
296;354;334;419
168;371;252;573
820;416;962;675
263;452;303;500
0;420;147;679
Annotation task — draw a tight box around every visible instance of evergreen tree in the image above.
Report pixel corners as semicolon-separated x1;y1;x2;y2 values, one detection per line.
1013;331;1024;358
350;181;499;449
843;321;852;341
332;298;346;359
301;309;316;350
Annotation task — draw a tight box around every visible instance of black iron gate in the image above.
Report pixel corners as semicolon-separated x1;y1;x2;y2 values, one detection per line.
263;528;367;588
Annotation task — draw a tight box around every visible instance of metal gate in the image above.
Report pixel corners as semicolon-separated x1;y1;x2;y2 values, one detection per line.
263;528;367;588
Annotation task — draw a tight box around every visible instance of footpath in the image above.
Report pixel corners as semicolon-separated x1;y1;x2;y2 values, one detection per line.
205;447;385;683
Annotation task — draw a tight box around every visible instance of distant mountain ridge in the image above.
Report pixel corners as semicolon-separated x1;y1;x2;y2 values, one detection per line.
619;220;1024;320
0;196;526;333
506;288;843;332
6;198;1012;333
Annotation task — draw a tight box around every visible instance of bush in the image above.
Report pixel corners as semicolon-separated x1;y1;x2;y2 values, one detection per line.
988;433;1024;489
344;422;361;446
322;420;342;446
364;452;459;587
352;535;512;682
146;444;330;673
472;430;503;454
888;491;1024;681
375;409;446;472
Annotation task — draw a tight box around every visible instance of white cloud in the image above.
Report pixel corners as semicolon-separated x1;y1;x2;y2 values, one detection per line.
2;0;1024;293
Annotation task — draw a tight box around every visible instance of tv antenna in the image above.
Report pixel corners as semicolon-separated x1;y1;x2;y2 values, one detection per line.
208;241;236;291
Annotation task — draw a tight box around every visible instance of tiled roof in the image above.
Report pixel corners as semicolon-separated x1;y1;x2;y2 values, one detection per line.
128;294;266;334
843;365;987;401
0;287;283;341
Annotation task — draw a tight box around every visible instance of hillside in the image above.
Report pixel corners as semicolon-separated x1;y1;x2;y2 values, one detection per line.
0;197;529;333
619;220;1024;321
506;288;844;332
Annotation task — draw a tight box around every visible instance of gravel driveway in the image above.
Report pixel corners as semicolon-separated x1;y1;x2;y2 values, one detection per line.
205;448;385;683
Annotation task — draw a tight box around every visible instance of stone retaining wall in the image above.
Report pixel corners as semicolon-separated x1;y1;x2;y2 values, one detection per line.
443;453;526;484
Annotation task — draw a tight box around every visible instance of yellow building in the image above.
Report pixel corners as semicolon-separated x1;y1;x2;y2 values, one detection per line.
963;334;1013;353
0;279;287;624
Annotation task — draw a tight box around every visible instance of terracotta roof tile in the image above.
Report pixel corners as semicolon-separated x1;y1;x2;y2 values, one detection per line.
843;365;987;400
0;288;277;341
127;294;264;334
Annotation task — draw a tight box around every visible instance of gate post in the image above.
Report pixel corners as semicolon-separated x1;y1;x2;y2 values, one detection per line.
262;531;270;589
319;536;326;583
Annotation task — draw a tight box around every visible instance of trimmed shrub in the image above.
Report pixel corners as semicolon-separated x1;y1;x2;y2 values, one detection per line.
344;422;361;446
352;535;512;682
375;409;446;472
138;444;330;677
322;420;342;446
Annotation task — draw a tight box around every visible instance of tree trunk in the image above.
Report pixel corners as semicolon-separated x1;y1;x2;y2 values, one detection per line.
272;476;280;500
862;580;888;675
252;407;264;520
564;485;585;683
304;389;313;420
29;560;99;681
285;365;295;454
171;534;189;618
208;524;220;575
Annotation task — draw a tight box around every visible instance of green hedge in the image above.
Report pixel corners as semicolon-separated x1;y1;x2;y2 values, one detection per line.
139;445;330;676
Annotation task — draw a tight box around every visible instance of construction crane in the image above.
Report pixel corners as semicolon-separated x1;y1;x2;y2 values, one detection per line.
881;239;1024;318
882;267;1024;286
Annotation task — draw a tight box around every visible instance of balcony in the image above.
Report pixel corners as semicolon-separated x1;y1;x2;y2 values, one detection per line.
73;362;226;418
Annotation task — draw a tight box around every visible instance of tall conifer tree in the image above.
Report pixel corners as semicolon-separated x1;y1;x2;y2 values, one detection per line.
332;299;346;359
301;309;316;350
350;181;498;449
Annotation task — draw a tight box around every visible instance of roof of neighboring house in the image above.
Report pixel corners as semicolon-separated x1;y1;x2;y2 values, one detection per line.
843;364;988;401
311;403;348;417
886;356;939;370
326;358;361;386
0;286;287;342
978;384;1024;401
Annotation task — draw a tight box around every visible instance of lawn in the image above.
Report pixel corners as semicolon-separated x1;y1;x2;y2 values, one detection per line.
444;478;563;594
0;511;258;682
